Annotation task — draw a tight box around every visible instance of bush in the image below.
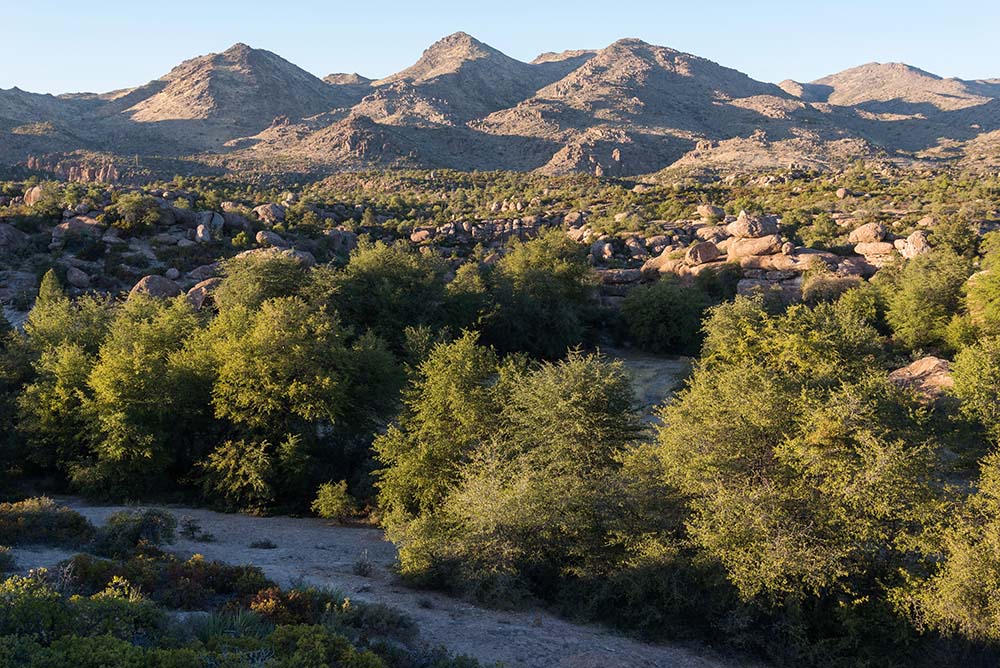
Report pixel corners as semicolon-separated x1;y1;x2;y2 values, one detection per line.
90;509;177;559
63;552;273;610
0;546;13;572
0;497;95;547
102;192;163;234
0;572;70;641
311;481;356;521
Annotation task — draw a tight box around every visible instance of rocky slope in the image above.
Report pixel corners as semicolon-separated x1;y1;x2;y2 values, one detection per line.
2;34;998;177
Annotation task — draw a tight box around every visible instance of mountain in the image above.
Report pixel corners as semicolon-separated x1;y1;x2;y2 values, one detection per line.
352;32;552;127
777;63;1000;162
2;36;998;178
808;62;995;112
103;43;358;151
476;38;855;174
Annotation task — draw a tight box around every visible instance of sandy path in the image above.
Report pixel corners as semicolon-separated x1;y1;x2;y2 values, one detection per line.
11;497;750;668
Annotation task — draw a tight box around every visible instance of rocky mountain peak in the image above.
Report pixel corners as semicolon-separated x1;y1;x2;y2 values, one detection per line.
377;31;515;85
324;72;373;86
812;61;994;110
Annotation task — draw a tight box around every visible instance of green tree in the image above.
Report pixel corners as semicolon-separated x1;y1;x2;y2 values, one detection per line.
917;452;1000;640
82;296;204;497
213;251;311;312
17;343;95;471
658;298;939;600
621;277;711;354
481;230;595;359
885;249;972;352
103;192;163;234
951;336;1000;439
23;270;111;355
375;332;502;538
211;297;352;439
328;240;449;352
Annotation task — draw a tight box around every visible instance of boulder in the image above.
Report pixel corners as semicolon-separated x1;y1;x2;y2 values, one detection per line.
0;223;28;254
187;263;220;281
165;267;181;281
848;222;886;244
101;228;126;245
685;241;721;266
186;277;223;310
324;228;358;254
696;204;725;221
728;234;783;259
694;225;727;241
836;187;852;199
598;268;642;285
854;242;896;258
641;250;684;277
255;230;287;247
726;210;779;239
52;216;106;242
888;356;954;402
624;237;648;259
23;186;43;207
738;253;826;273
901;230;931;259
236;246;316;267
590;239;613;263
195;224;211;243
0;270;37;304
197;211;225;235
129;275;183;300
252;203;286;225
410;228;434;243
65;266;90;289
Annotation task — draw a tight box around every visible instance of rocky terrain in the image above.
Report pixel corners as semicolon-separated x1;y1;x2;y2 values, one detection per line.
2;33;999;178
0;175;963;328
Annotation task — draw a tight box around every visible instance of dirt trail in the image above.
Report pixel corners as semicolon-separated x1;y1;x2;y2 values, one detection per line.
12;497;748;668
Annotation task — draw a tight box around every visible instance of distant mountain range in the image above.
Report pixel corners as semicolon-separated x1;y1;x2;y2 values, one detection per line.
3;32;999;178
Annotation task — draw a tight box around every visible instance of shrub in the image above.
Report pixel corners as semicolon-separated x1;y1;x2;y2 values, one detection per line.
178;516;214;542
90;509;177;559
250;586;342;625
250;539;277;550
0;546;13;572
0;497;95;547
103;192;163;234
63;552;273;610
0;572;70;641
311;481;356;521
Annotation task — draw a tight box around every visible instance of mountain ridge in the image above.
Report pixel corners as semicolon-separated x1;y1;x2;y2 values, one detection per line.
1;34;998;177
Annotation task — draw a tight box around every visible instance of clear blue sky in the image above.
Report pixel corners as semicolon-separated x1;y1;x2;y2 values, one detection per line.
4;0;998;94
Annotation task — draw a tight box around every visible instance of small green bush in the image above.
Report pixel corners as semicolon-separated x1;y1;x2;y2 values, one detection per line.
0;546;13;572
311;481;356;521
0;497;95;547
90;509;177;559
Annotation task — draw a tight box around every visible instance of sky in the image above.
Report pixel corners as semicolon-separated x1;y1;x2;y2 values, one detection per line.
3;0;998;94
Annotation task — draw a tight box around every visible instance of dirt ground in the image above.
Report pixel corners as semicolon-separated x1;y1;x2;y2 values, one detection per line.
604;346;691;421
11;497;747;668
